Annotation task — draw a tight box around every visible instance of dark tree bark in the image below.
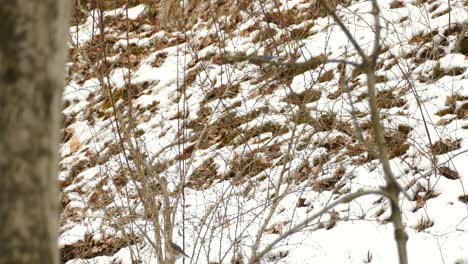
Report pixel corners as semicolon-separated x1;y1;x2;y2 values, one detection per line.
0;1;70;263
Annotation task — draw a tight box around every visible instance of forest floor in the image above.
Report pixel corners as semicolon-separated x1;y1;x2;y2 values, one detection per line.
60;0;468;263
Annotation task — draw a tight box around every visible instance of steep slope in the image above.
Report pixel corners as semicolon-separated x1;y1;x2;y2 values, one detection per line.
60;0;468;263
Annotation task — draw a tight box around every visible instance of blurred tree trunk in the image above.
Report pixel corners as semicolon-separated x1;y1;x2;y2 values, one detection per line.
0;1;70;263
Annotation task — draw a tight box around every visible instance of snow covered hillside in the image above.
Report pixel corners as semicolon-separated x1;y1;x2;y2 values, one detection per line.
60;0;468;263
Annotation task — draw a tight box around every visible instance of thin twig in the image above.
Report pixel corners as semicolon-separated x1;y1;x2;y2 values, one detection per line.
249;189;388;264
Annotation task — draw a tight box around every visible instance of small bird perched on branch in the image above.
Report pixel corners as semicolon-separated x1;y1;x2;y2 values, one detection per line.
169;241;191;259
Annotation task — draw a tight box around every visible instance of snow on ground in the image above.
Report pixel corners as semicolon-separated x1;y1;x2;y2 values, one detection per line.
60;0;468;263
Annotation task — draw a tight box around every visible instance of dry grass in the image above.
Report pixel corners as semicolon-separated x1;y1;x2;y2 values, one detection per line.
389;0;405;8
415;217;434;232
60;232;142;262
203;84;241;103
312;166;346;192
62;0;468;262
187;158;219;190
227;152;271;184
365;124;412;159
437;166;460;180
459;195;468;203
376;89;406;109
431;139;461;155
412;183;439;212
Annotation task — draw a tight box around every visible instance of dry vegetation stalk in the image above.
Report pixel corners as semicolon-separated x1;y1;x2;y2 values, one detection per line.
66;0;413;263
